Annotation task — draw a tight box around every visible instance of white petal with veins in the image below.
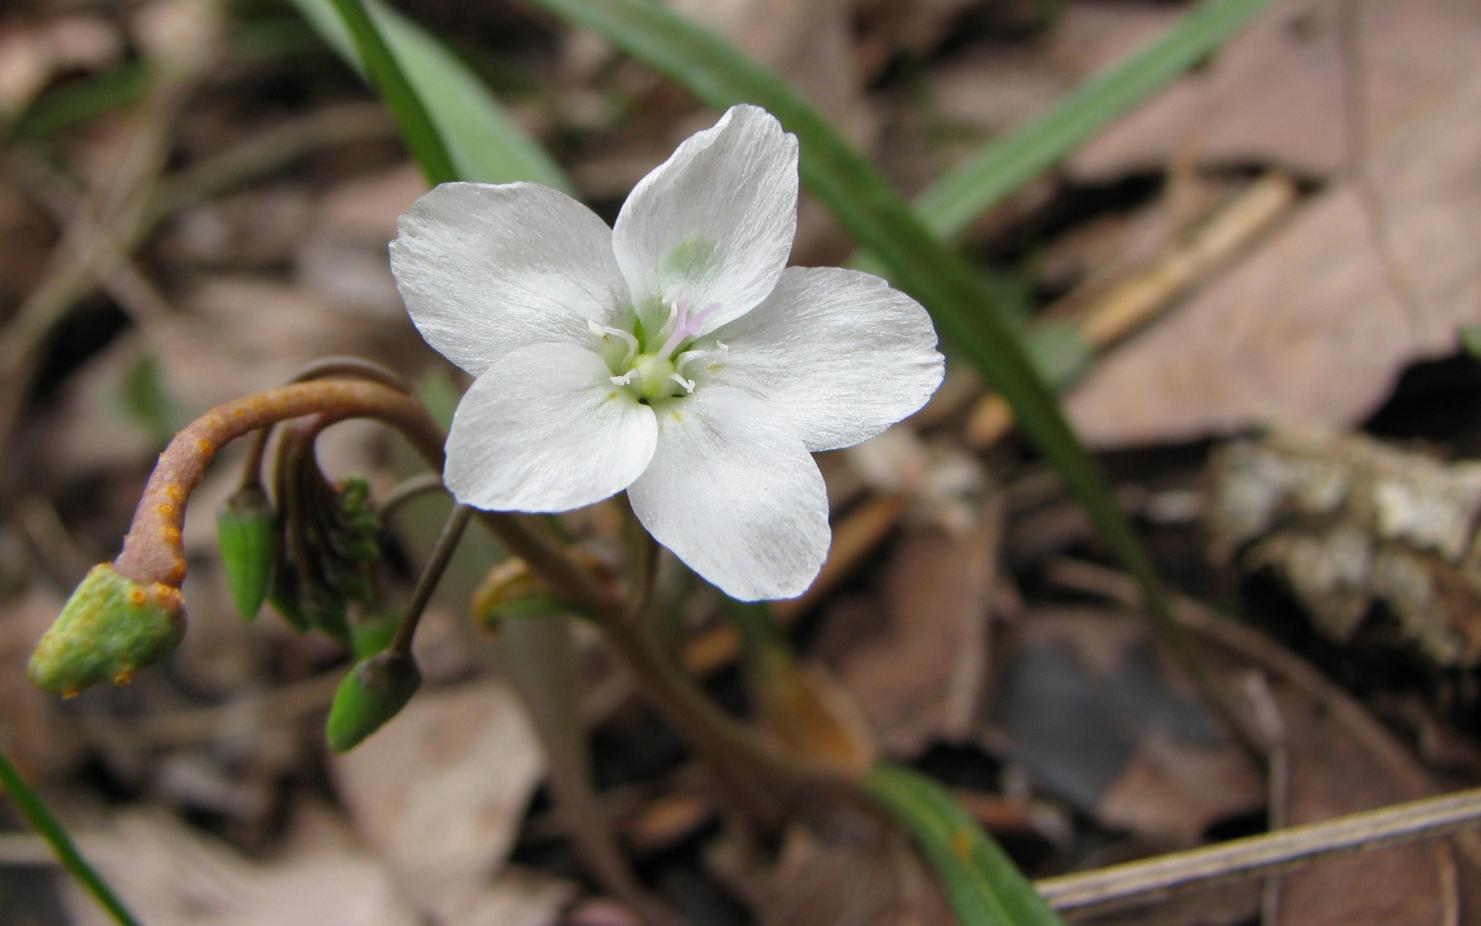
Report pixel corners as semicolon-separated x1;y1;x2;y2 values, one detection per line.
629;388;829;600
392;182;626;375
445;342;657;512
714;267;945;451
613;105;798;336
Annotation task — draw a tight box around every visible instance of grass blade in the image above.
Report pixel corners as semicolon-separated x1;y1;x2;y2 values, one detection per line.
915;0;1273;239
520;0;1237;737
291;0;570;189
0;749;141;926
864;764;1064;925
321;0;457;185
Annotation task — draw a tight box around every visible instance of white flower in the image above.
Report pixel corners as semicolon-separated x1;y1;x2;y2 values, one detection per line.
390;105;944;601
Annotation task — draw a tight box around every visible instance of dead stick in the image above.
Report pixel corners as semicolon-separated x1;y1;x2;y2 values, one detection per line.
1036;787;1481;916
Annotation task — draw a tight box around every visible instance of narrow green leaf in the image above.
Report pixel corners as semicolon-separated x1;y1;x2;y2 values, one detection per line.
4;61;152;143
288;0;570;189
1024;321;1094;388
864;765;1063;926
0;749;142;926
321;0;457;185
522;0;1190;711
117;350;177;448
915;0;1274;239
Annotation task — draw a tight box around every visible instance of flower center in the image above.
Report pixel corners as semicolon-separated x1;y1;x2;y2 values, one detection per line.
592;293;726;403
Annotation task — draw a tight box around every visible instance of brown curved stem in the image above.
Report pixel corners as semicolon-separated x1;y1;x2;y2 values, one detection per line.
109;375;852;828
114;379;444;588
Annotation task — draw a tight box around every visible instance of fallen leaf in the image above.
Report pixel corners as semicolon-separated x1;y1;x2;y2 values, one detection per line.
989;609;1263;846
815;496;1000;756
1070;0;1481;178
61;809;422;926
1066;69;1481;446
330;680;548;920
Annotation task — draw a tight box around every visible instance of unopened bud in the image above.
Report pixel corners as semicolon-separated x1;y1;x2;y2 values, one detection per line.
28;564;185;696
325;651;420;752
216;483;275;621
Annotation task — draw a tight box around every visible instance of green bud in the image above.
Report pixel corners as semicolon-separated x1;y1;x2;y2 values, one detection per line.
325;651;420;752
28;564;185;696
216;483;275;621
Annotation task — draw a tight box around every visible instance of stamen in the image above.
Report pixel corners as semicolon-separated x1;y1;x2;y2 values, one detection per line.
587;320;639;365
674;343;725;377
610;371;637;386
667;372;696;394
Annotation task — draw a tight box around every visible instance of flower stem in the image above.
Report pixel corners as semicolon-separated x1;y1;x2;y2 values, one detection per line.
390;504;473;656
106;377;852;826
113;379;445;588
467;511;851;822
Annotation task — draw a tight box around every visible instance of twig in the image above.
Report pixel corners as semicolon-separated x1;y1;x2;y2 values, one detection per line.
1242;672;1288;924
0;103;394;448
1035;787;1481;917
966;172;1298;448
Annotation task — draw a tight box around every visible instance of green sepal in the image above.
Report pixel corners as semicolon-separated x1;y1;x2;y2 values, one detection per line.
216;483;275;621
325;651;420;751
28;564;185;696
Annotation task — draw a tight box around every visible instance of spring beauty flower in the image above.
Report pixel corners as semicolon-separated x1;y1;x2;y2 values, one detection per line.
390;105;943;600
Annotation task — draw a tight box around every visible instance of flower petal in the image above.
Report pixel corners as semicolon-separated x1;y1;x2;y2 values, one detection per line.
445;342;657;512
391;182;625;375
711;267;945;451
613;105;798;334
629;387;828;600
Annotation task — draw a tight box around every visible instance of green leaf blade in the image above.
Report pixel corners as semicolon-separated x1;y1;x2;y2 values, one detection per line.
290;0;570;189
916;0;1274;239
864;765;1064;926
0;750;142;926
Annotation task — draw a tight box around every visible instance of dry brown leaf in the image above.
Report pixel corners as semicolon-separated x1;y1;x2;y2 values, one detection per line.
815;498;1000;756
329;680;548;922
60;809;422;926
1027;576;1476;925
710;811;951;926
990;610;1263;847
1066;69;1481;447
1070;0;1481;178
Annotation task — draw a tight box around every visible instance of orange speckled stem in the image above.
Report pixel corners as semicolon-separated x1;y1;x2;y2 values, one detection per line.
108;377;845;820
113;380;446;587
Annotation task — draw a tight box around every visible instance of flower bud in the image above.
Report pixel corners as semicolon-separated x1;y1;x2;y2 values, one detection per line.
325;651;420;752
216;483;275;621
28;564;185;696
